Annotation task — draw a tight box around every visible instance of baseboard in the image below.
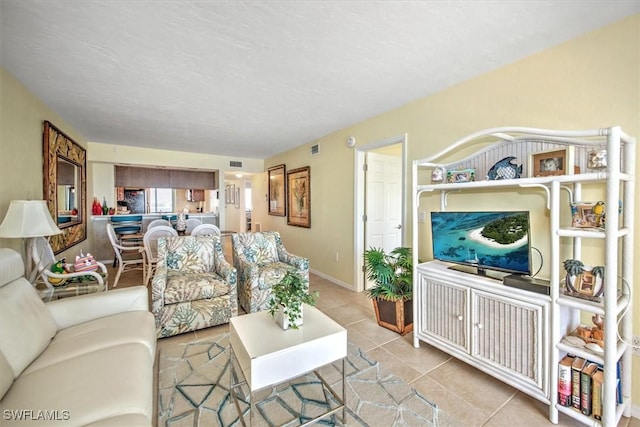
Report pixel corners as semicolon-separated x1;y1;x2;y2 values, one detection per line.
309;268;354;291
631;403;640;420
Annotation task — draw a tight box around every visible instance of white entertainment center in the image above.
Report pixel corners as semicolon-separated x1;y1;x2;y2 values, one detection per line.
411;126;635;426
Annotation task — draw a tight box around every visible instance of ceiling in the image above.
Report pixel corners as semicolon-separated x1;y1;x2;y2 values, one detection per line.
1;1;638;160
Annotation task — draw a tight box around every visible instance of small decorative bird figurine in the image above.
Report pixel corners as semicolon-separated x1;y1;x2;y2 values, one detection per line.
486;157;523;180
593;201;605;227
49;258;67;286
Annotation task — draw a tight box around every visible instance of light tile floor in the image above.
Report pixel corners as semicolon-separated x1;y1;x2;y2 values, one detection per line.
108;261;638;427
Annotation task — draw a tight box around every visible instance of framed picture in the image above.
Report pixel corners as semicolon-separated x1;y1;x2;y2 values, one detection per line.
563;260;604;302
268;164;286;216
570;201;604;228
431;166;446;183
446;168;475;183
576;271;596;295
287;166;310;228
225;184;235;205
529;146;575;177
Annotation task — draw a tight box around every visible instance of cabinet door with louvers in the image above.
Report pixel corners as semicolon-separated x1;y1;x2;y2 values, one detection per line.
471;289;546;392
419;276;468;352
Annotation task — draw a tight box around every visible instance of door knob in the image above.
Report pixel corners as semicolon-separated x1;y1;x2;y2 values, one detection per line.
395;224;402;229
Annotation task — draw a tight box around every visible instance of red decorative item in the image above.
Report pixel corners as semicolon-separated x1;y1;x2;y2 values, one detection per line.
92;197;102;215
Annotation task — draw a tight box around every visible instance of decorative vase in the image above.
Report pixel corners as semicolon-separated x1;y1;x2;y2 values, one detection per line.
274;305;303;330
176;214;186;232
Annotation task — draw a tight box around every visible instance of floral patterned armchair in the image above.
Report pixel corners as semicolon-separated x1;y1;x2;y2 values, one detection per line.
151;235;237;338
231;231;309;313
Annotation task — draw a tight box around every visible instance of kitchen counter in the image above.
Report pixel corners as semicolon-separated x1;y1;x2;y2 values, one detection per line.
91;213;219;262
91;213;218;220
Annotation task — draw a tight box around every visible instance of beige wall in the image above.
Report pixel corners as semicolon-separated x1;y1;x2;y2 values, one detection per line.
0;67;93;260
259;14;640;410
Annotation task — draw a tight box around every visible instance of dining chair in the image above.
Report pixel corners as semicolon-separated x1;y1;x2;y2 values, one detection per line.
147;219;172;231
142;225;177;286
106;223;146;288
110;214;143;244
185;218;202;235
190;223;221;237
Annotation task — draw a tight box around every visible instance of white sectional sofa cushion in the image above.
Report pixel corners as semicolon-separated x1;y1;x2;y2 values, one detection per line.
0;248;156;426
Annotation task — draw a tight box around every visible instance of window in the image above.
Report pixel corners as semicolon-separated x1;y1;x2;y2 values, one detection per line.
149;188;173;213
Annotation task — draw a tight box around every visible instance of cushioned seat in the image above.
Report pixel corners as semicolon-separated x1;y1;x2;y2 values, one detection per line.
231;231;309;313
152;235;237;338
0;247;156;427
164;271;230;304
23;311;156;374
1;344;153;426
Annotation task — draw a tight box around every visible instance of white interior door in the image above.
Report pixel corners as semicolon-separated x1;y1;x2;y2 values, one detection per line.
365;151;402;289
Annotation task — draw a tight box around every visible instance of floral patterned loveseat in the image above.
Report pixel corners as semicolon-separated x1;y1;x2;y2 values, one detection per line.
231;231;309;313
152;235;237;338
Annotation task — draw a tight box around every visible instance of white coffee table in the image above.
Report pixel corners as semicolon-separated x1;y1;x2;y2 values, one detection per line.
229;305;347;426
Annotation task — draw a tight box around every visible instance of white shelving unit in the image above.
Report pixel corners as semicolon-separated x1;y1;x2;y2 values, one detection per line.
411;126;635;426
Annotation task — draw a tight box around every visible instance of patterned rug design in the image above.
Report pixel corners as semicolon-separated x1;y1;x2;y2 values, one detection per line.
158;333;441;426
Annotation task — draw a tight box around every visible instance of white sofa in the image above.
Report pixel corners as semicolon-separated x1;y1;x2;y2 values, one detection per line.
0;248;156;426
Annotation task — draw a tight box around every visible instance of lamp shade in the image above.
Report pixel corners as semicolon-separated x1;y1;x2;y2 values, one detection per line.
0;200;62;238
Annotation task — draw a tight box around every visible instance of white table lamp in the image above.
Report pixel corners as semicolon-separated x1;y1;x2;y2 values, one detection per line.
0;200;62;280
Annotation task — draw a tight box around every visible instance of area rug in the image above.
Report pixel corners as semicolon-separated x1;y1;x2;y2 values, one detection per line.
158;333;442;426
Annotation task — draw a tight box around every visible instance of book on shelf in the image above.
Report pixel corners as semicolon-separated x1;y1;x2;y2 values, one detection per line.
592;368;604;420
571;357;586;410
580;362;599;416
558;355;574;407
617;360;623;405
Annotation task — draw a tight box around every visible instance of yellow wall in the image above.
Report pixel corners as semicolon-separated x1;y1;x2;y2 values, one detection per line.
258;14;640;409
0;67;93;260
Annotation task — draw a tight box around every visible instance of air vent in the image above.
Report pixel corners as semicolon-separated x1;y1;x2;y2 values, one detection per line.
311;144;319;155
229;161;243;168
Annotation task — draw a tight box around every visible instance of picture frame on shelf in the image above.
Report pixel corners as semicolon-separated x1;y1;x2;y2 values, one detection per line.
446;168;475;183
431;166;446;183
267;164;286;216
287;166;310;228
529;146;576;177
562;259;604;302
570;201;604;228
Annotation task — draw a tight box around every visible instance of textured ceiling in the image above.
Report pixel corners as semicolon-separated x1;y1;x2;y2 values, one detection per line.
1;1;638;159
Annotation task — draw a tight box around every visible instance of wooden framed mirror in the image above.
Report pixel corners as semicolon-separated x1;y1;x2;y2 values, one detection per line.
43;121;87;253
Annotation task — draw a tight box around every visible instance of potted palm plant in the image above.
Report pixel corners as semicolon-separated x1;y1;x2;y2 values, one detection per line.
364;246;414;335
267;271;318;330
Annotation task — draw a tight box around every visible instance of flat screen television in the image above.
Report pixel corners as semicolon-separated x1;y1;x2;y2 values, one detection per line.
430;211;532;277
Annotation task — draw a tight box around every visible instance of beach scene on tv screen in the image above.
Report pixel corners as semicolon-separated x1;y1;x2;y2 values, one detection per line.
431;211;530;273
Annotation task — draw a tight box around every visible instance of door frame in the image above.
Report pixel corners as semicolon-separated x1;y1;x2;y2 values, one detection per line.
353;133;407;292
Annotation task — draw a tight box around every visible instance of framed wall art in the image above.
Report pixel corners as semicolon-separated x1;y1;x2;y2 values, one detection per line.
287;166;310;228
529;146;575;177
267;164;286;216
225;184;235;205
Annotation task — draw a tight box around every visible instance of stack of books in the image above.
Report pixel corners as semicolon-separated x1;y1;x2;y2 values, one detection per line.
558;355;622;420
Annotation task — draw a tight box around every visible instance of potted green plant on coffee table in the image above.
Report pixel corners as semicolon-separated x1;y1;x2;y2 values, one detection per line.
364;246;414;335
267;271;318;330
